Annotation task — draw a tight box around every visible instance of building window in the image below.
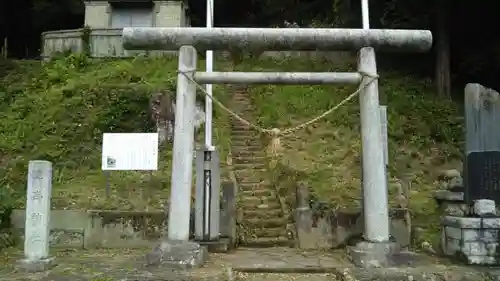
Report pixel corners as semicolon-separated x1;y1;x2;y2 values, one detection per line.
109;1;154;28
111;8;153;28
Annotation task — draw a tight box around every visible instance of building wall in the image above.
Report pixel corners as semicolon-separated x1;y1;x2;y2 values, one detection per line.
154;1;186;27
84;2;111;28
83;1;189;28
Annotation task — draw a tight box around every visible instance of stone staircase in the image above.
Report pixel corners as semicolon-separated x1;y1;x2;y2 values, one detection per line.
228;85;291;247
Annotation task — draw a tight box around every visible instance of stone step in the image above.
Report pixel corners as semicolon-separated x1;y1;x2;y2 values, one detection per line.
231;133;260;139
241;189;273;197
234;173;268;182
232;163;266;170
231;99;248;103
241;236;292;248
237;177;269;184
230;124;252;131
252;227;289;238
238;182;272;191
230;132;261;139
230;106;252;111
231;94;250;99
229;114;255;120
240;195;279;205
232;150;266;158
230;139;261;147
232;154;267;161
232;149;266;156
230;111;254;117
230;135;260;141
230;122;255;128
231;145;262;152
242;209;282;219
240;200;281;210
245;218;288;228
231;132;255;138
233;157;267;165
231;94;249;99
230;101;249;106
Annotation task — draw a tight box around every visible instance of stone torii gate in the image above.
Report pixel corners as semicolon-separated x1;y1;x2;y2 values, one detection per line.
123;27;432;268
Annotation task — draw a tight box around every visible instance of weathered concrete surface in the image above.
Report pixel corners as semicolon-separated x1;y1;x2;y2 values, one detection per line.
1;248;223;281
15;257;56;273
232;270;492;281
219;248;500;281
347;241;418;268
1;247;499;281
145;240;207;269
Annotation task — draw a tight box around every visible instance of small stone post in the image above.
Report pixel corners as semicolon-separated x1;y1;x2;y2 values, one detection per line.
294;181;315;249
17;160;56;272
220;181;237;249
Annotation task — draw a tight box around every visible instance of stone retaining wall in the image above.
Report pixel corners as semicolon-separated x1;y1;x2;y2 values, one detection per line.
442;216;500;264
10;205;234;249
434;171;500;265
11;209;167;248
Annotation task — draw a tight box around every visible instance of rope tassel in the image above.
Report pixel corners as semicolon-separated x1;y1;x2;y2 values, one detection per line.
267;128;283;157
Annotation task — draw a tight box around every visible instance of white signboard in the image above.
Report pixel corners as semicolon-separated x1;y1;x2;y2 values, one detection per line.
102;133;159;171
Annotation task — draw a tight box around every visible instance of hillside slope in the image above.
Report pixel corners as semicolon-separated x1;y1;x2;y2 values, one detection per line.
236;56;462;243
0;54;463;244
0;54;232;211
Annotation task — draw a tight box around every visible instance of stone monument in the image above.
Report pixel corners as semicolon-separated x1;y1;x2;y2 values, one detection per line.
437;84;500;265
17;160;56;272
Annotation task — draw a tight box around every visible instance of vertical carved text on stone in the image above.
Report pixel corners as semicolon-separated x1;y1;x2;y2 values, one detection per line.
466;151;500;204
24;160;53;261
30;186;43;201
29;212;43;227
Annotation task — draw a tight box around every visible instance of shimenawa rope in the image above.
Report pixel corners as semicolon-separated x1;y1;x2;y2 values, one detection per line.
178;70;378;156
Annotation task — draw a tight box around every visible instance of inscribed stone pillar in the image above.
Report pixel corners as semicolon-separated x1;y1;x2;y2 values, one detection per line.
17;160;56;272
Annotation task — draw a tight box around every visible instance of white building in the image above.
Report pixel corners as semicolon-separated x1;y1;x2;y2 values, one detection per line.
41;0;190;58
84;0;190;28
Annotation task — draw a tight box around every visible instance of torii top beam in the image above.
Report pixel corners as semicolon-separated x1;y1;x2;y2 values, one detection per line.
122;27;432;52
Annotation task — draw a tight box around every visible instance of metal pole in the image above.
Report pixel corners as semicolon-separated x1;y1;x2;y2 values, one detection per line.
105;171;110;198
203;149;212;240
358;47;390;242
361;0;370;29
168;46;198;241
205;0;214;148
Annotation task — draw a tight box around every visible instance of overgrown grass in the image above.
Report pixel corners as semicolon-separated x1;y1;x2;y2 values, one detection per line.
236;55;463;244
0;54;231;211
